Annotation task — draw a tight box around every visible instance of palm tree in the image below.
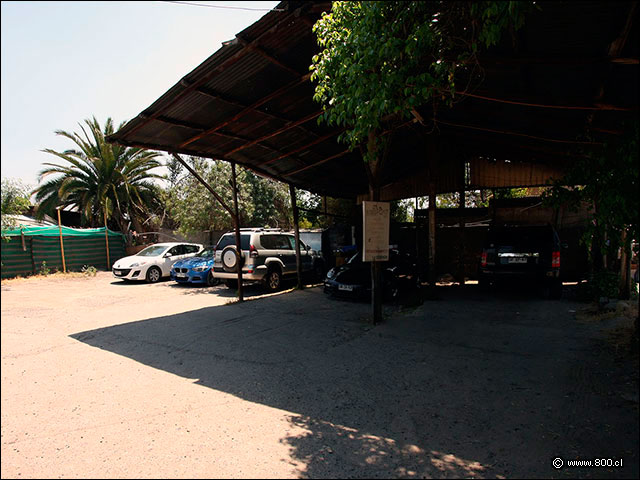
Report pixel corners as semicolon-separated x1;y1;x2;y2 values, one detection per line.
33;117;164;234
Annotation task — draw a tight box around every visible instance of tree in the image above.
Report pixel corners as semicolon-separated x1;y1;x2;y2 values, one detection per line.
1;178;31;232
163;157;294;237
33;117;163;235
311;1;531;166
543;121;639;297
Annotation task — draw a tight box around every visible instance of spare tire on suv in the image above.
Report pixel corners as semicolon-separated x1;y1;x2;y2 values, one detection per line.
221;245;244;273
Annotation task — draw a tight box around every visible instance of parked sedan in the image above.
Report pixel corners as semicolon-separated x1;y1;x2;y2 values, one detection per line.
170;246;219;286
324;248;418;301
112;242;203;283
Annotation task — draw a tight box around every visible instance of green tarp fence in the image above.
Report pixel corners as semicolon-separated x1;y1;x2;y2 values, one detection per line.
1;226;125;279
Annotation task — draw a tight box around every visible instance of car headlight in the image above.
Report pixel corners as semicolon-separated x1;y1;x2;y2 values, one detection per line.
193;265;208;272
326;268;336;279
130;261;147;268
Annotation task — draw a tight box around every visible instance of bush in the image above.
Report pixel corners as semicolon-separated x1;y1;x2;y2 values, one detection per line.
39;261;50;276
81;265;97;277
576;271;620;301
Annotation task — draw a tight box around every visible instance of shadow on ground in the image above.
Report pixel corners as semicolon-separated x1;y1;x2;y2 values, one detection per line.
70;285;639;478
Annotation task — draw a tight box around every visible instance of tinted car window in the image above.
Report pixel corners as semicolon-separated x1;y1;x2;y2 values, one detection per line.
216;234;250;250
287;236;308;250
199;247;216;257
260;235;279;250
275;235;292;250
184;244;200;254
168;245;185;256
487;227;557;251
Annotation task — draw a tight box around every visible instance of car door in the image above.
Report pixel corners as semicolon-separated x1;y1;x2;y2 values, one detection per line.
275;235;296;274
287;235;312;271
162;245;185;275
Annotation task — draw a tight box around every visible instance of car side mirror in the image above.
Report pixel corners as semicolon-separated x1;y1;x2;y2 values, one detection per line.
164;252;171;258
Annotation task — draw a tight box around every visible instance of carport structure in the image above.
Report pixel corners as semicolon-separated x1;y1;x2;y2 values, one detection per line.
107;1;638;316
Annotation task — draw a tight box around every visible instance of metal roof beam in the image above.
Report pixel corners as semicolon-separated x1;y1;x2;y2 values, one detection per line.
256;129;342;167
236;35;302;77
194;86;319;137
224;110;322;156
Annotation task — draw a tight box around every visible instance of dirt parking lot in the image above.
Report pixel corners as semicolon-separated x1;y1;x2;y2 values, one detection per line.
1;272;638;478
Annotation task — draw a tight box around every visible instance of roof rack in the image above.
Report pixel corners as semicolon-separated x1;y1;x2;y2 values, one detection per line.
237;227;282;232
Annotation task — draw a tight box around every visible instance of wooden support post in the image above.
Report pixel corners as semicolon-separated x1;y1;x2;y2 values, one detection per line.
57;207;66;273
619;229;631;300
104;210;111;270
428;191;436;285
289;184;303;289
231;162;244;302
458;188;465;286
368;183;383;325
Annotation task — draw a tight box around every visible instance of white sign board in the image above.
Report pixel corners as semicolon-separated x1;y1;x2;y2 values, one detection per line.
362;201;390;262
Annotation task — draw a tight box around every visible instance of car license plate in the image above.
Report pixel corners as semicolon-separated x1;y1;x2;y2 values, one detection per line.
508;257;528;264
114;271;123;276
338;284;353;292
176;273;187;278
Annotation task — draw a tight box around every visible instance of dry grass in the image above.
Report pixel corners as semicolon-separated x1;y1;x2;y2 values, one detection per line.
1;270;96;285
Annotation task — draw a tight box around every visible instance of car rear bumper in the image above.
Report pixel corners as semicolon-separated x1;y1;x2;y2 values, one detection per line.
212;271;266;281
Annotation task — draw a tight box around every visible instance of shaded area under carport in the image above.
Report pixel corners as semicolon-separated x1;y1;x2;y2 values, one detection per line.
70;286;638;478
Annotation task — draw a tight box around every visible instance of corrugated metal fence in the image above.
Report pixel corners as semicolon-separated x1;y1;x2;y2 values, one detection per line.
1;233;125;279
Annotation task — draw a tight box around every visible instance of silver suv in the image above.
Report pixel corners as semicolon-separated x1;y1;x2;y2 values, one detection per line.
212;228;324;291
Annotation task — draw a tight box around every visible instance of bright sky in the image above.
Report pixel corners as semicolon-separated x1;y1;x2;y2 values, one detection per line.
1;0;281;190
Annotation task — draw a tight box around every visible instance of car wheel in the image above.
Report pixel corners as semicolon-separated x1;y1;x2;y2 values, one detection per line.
146;266;162;283
264;268;282;292
225;279;238;289
207;271;219;287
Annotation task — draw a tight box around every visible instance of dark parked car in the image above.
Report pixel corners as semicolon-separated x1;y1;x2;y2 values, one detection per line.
324;248;418;301
170;245;219;286
478;224;563;298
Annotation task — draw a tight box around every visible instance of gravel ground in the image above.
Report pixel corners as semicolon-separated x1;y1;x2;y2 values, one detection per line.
1;272;638;478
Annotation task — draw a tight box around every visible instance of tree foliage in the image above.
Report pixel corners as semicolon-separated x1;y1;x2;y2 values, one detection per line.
163;157;294;235
32;117;163;233
543;121;639;258
311;1;532;163
1;178;31;231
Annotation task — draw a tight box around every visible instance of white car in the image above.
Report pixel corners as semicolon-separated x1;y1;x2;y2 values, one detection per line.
112;242;203;283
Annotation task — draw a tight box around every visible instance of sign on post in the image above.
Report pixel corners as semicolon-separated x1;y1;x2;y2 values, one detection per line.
363;201;390;262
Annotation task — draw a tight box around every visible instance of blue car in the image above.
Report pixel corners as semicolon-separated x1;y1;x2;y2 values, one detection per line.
170;246;220;286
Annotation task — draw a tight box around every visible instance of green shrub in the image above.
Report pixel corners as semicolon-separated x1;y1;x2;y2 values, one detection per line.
81;265;97;277
577;271;620;301
39;261;50;276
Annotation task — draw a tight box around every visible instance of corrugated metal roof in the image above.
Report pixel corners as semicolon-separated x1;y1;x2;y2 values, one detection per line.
108;1;638;199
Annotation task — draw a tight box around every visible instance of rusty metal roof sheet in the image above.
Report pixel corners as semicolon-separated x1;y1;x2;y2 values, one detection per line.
108;1;638;199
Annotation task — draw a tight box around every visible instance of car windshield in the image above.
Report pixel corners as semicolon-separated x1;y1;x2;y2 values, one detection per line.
347;251;362;264
136;245;168;257
198;247;216;258
488;227;555;250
